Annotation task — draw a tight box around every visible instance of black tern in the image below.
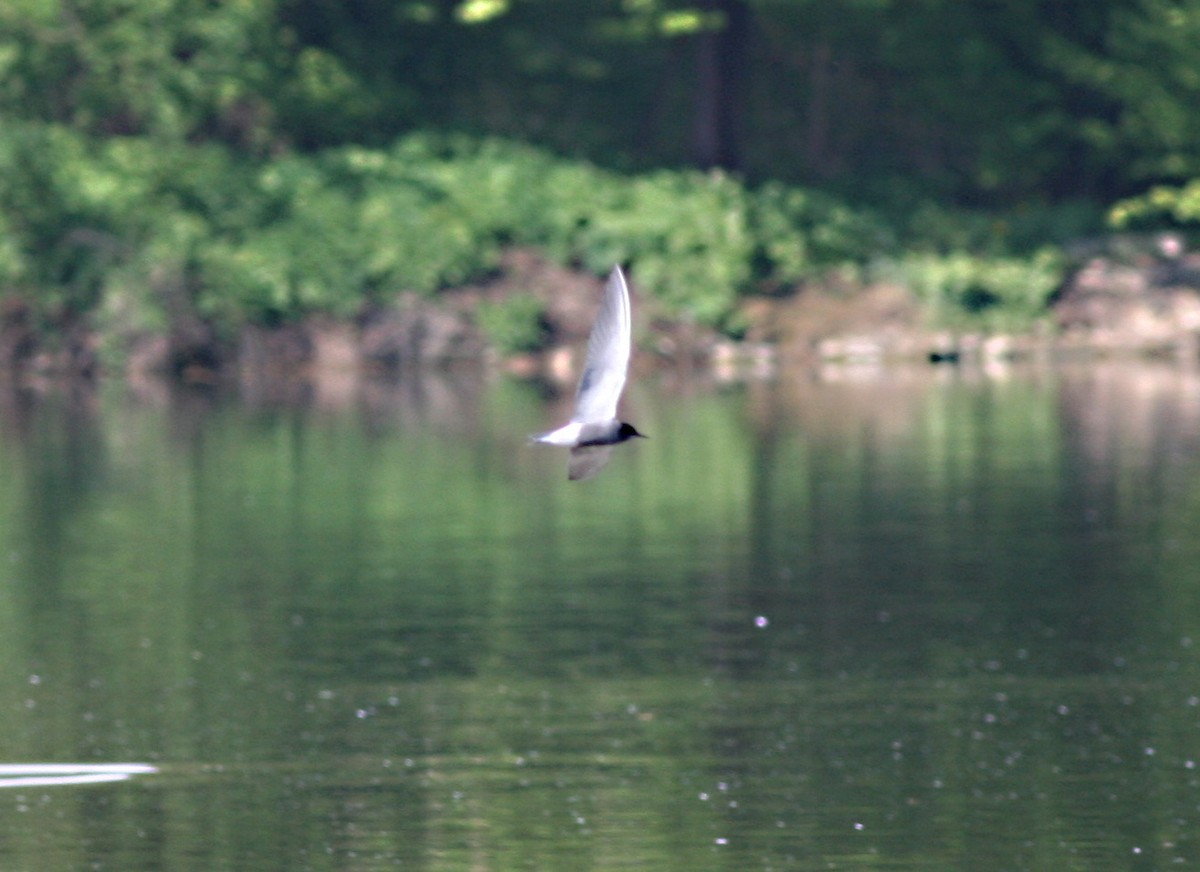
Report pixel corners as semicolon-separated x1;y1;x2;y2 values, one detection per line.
533;265;646;481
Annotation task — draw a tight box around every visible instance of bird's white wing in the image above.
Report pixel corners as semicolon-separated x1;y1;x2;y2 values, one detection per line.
571;266;631;424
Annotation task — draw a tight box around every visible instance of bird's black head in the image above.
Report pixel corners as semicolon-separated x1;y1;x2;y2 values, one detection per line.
618;422;646;441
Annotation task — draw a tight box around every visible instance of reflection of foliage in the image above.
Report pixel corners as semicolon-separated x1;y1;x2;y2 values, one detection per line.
2;371;1200;865
6;358;1200;867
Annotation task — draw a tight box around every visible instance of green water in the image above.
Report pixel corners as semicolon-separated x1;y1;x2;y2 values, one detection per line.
1;362;1200;870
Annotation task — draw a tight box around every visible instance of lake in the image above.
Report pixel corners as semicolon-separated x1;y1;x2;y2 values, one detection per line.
1;359;1199;870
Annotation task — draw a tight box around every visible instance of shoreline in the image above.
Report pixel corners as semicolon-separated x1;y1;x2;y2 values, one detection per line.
3;242;1199;385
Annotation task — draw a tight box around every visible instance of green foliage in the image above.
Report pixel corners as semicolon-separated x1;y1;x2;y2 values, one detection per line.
1109;179;1200;227
5;0;1200;207
893;199;1102;256
874;249;1066;330
0;211;25;287
751;182;892;286
476;294;551;354
0;0;282;147
1047;0;1200;182
0;116;1078;338
573;171;753;323
2;0;1199;350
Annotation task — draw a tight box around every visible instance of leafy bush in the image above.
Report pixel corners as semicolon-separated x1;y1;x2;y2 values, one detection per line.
0;123;1070;340
322;136;895;327
572;170;755;323
750;182;892;286
476;294;551;355
0;210;26;287
1109;179;1200;228
874;249;1065;329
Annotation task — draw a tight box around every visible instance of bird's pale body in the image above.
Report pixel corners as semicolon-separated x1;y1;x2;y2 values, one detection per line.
532;266;645;480
534;420;638;448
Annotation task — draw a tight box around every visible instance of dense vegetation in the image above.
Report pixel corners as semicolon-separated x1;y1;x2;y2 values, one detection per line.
2;0;1199;358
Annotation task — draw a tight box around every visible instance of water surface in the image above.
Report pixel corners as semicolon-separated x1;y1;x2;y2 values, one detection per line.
2;361;1199;870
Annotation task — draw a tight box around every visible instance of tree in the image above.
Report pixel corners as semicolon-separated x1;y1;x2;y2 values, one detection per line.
1047;0;1200;185
0;0;285;147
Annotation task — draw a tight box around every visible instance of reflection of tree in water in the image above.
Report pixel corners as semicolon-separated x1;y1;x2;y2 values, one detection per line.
1055;361;1200;665
0;383;112;770
1058;361;1200;478
735;361;1200;683
0;365;1198;867
2;383;106;607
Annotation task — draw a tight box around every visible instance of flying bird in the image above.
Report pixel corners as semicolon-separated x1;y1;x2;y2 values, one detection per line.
532;265;645;481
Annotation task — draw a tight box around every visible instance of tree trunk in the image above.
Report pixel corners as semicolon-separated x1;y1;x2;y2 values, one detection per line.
692;0;750;171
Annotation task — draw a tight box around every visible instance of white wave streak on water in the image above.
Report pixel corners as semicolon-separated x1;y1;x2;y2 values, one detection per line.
0;763;157;789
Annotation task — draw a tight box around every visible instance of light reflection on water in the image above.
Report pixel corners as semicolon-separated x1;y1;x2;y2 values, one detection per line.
1;360;1199;869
